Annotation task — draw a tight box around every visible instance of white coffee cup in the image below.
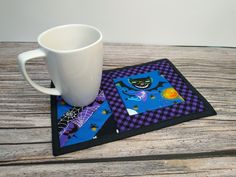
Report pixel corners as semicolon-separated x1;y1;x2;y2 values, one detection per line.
18;24;103;106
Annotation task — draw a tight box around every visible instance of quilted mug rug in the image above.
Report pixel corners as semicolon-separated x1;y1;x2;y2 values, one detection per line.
50;59;216;155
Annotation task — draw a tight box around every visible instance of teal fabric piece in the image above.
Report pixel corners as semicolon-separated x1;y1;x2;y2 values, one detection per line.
65;100;112;146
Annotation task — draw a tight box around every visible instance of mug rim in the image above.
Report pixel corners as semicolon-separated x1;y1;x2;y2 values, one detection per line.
37;24;103;53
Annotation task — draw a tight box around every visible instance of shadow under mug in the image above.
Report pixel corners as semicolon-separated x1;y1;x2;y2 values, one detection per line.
17;24;103;106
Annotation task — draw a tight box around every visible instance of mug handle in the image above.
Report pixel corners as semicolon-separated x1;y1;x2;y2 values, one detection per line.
17;49;61;96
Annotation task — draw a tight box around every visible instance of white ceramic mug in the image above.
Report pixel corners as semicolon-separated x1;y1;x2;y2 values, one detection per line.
18;24;103;106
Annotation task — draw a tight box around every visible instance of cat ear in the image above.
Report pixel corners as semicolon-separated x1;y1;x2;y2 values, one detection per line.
150;77;153;83
128;78;132;84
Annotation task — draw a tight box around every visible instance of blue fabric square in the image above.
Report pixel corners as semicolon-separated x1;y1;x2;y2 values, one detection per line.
113;70;184;115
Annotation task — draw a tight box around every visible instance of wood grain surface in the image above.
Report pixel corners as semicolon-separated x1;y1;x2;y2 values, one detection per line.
0;42;235;176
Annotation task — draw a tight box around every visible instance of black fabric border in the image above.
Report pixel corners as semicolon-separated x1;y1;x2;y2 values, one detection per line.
51;58;217;156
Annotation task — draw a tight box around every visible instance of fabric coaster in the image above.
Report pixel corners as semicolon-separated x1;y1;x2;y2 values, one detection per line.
51;59;216;156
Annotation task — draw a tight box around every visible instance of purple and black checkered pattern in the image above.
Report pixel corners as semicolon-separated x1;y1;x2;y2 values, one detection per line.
101;59;205;132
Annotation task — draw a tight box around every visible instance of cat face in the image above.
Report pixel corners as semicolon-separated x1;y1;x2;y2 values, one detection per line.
129;77;152;89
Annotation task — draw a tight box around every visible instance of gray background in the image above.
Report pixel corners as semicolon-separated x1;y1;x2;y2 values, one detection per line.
0;0;235;47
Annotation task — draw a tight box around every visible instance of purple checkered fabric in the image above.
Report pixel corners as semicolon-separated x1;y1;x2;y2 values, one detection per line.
101;59;205;132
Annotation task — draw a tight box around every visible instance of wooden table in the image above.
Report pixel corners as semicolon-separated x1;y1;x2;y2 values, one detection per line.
0;42;236;176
